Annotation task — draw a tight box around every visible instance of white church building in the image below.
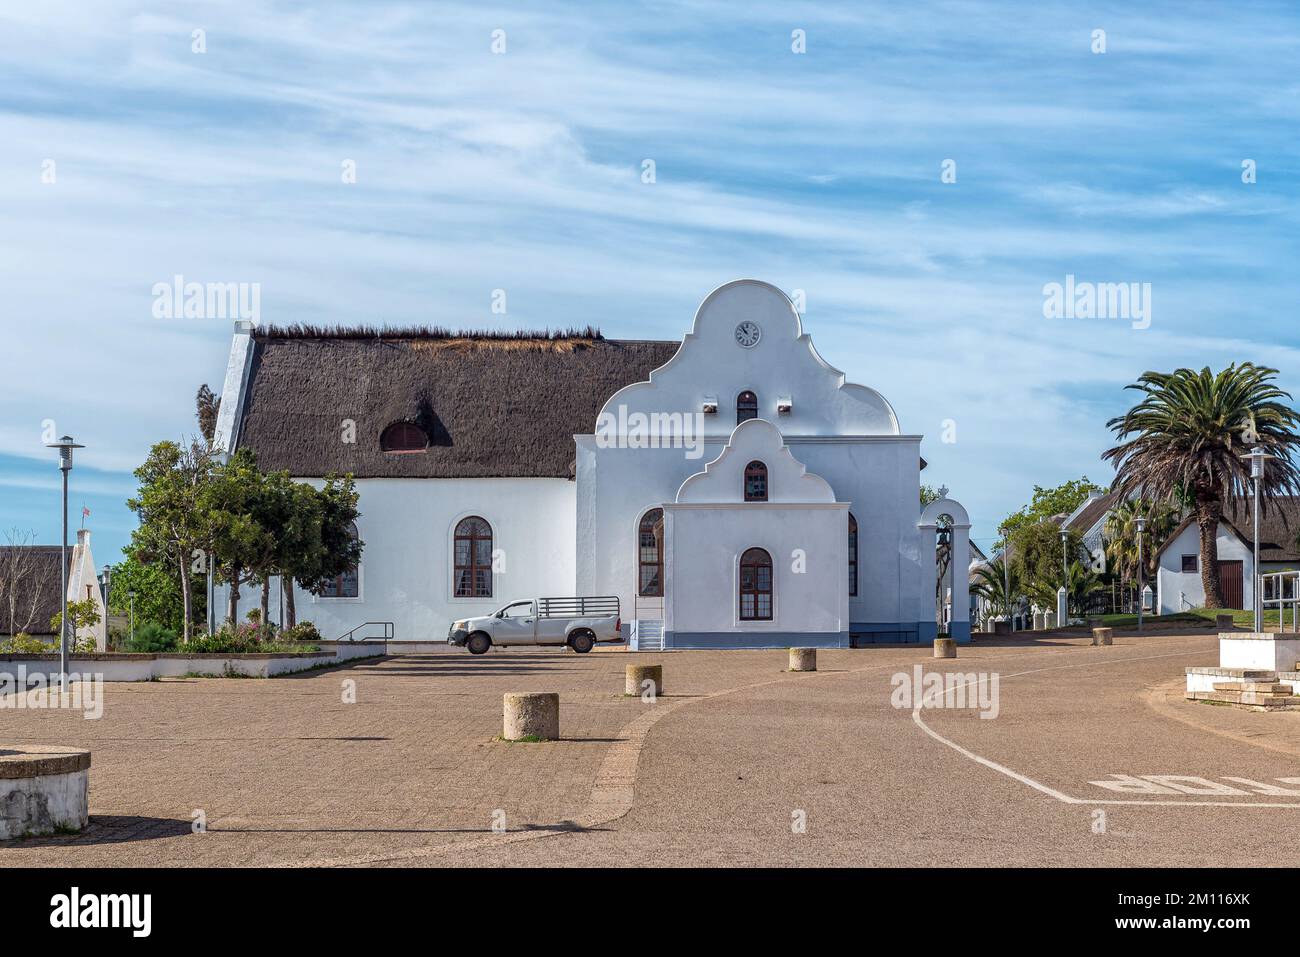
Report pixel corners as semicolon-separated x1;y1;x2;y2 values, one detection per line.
212;280;972;648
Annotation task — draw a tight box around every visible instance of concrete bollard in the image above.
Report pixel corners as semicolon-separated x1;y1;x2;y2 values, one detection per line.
1215;613;1234;631
789;647;817;672
0;747;90;839
934;638;957;659
502;692;560;741
1091;627;1113;646
625;664;663;697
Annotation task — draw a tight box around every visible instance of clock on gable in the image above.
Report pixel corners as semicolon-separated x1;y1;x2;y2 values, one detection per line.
734;321;762;348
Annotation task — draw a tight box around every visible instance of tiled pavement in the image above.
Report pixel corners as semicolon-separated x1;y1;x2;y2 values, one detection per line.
4;635;1298;867
0;647;812;866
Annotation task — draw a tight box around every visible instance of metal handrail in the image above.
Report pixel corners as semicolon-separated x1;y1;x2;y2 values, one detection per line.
1259;571;1300;633
334;621;394;643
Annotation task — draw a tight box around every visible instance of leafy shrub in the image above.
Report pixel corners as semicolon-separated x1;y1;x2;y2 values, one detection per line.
0;633;54;654
181;622;312;655
127;622;179;653
282;621;322;643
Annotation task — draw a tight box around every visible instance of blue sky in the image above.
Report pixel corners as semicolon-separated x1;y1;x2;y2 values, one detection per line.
1;0;1298;561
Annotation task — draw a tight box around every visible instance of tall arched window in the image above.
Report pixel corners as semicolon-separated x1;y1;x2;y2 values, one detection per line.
848;512;858;597
638;508;664;597
454;516;493;597
319;522;360;598
736;390;759;424
744;461;768;502
381;422;428;453
739;548;773;621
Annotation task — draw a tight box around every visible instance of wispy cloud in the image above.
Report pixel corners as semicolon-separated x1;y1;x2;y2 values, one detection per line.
1;0;1297;556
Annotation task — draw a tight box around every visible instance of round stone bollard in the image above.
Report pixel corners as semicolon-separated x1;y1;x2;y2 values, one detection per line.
789;647;817;672
933;638;957;659
625;664;663;697
502;692;559;741
1091;627;1113;646
0;746;91;839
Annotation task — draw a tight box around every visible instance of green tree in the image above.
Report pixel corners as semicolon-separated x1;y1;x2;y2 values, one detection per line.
996;477;1104;550
49;597;101;652
1010;521;1085;605
971;560;1021;619
1104;364;1300;607
285;475;362;628
127;440;221;641
1103;498;1180;586
202;447;274;626
107;550;202;634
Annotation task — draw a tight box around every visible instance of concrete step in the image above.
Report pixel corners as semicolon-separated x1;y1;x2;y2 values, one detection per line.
1192;690;1300;709
1213;681;1292;694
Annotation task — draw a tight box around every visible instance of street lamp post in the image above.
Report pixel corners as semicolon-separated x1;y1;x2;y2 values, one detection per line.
99;563;111;650
1058;528;1070;628
128;589;136;644
1135;514;1146;632
1241;446;1272;633
44;435;84;690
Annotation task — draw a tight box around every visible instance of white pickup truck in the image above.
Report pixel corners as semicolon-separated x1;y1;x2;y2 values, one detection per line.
448;596;622;655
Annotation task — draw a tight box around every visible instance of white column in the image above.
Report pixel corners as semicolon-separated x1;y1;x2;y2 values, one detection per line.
918;522;938;641
950;524;971;642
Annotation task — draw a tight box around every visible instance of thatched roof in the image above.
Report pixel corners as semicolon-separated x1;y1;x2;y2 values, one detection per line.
1155;496;1300;563
0;546;68;636
234;329;681;478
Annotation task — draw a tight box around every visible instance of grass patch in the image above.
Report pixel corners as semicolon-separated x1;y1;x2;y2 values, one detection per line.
1102;608;1293;629
496;734;547;743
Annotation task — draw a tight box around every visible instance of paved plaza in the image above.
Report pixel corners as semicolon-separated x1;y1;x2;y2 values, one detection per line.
3;632;1298;867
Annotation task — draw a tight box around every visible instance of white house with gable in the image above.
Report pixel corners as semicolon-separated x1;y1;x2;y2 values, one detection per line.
211;279;973;648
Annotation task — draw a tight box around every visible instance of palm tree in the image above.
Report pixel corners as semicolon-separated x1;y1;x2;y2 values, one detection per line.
1104;364;1300;608
1104;498;1180;585
971;561;1021;622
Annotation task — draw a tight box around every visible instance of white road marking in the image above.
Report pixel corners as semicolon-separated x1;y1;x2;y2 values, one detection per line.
910;644;1300;810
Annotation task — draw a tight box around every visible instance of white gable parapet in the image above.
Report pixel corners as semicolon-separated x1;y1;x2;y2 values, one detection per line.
597;279;900;440
675;418;836;504
664;418;849;648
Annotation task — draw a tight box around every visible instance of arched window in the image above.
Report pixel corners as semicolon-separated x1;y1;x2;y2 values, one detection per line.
319;522;360;598
638;508;664;597
381;422;428;453
739;548;773;621
848;512;858;597
454;516;493;598
744;461;768;502
736;390;759;424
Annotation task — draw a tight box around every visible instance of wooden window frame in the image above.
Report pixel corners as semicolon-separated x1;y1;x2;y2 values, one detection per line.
744;460;768;502
454;516;493;598
736;390;759;424
849;512;858;597
638;508;664;598
318;522;360;598
739;547;773;621
380;421;428;454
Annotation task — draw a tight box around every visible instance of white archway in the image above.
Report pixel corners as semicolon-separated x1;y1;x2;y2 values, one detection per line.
918;489;972;643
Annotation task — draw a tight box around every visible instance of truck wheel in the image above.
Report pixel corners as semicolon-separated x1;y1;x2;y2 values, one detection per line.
568;631;595;654
466;632;491;655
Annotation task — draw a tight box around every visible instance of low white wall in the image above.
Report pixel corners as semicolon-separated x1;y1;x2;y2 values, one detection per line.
0;642;387;682
1220;634;1300;672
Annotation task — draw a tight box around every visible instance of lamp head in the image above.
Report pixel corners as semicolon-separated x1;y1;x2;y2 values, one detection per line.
44;435;84;471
